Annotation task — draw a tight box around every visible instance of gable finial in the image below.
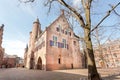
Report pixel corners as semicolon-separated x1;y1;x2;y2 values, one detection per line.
60;9;64;15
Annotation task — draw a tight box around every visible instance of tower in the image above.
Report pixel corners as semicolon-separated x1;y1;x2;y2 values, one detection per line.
32;18;41;41
26;18;42;69
31;18;41;49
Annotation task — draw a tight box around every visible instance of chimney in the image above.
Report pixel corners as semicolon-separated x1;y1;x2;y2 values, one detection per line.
61;9;64;15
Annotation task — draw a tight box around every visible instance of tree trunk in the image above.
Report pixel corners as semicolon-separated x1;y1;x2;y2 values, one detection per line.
84;28;101;80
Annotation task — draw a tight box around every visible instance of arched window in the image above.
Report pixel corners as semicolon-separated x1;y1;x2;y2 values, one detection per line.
58;55;61;64
58;58;61;64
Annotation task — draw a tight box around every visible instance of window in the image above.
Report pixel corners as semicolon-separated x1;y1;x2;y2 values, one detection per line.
74;41;76;46
56;25;62;32
50;40;54;46
58;55;61;64
53;36;57;46
65;31;67;35
62;39;66;48
58;42;61;48
69;32;71;36
58;58;61;64
56;27;60;32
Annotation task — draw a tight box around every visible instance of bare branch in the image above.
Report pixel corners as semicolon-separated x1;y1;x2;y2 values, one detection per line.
91;2;120;32
44;0;57;14
109;4;120;17
114;10;120;17
57;0;86;28
19;0;35;3
103;31;115;44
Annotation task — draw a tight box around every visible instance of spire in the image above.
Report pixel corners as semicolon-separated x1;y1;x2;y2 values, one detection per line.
36;17;39;23
33;17;40;24
0;24;4;30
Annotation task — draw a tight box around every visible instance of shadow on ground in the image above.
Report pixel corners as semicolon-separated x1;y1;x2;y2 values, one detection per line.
102;74;120;80
0;68;87;80
0;68;120;80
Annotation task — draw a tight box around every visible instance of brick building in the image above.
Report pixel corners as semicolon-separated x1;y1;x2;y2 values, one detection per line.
0;24;4;68
94;40;120;68
2;55;21;68
2;57;16;68
24;11;83;70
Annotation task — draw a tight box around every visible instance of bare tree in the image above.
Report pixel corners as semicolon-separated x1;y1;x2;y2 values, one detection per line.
19;0;120;80
92;28;106;68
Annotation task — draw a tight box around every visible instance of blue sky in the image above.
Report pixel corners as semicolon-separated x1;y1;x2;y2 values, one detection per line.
0;0;120;58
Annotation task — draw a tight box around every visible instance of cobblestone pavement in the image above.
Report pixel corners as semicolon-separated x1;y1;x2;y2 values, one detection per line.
0;68;120;80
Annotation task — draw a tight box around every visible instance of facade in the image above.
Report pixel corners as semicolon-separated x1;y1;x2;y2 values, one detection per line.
0;24;4;68
2;55;21;68
24;11;83;70
16;57;24;68
2;57;16;68
94;40;120;68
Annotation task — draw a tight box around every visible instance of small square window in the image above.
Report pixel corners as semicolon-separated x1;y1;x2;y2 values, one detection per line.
74;41;76;46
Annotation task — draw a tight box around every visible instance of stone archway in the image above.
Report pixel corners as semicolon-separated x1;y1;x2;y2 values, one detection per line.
37;57;42;70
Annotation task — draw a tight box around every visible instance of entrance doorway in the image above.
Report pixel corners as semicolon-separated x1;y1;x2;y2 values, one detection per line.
71;64;73;69
37;57;42;70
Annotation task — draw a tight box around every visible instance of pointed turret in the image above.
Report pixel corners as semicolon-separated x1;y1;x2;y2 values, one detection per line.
32;18;41;40
30;18;41;50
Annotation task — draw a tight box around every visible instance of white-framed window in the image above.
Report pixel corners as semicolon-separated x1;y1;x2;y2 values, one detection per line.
53;36;57;46
62;39;66;48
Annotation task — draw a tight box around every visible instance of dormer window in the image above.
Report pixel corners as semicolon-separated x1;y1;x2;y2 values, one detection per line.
69;32;71;36
74;41;76;46
65;31;67;35
56;27;60;32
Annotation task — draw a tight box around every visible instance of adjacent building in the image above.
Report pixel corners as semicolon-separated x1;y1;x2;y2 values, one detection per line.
2;54;23;68
94;40;120;68
0;24;4;68
24;11;83;70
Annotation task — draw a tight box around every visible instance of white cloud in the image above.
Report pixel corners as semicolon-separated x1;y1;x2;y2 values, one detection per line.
19;4;37;18
2;40;26;58
73;0;81;8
